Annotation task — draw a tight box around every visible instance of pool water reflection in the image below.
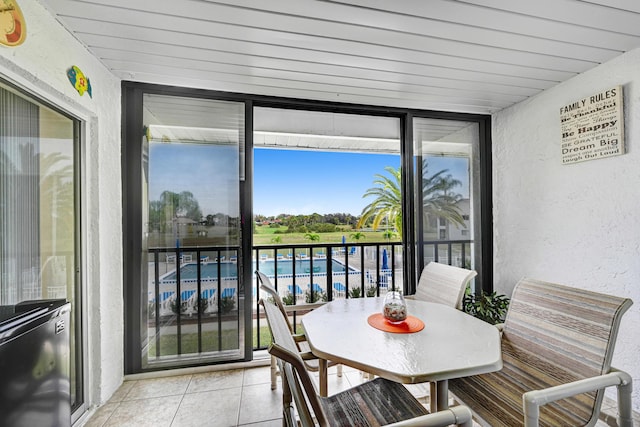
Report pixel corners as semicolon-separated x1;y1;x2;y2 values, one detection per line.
161;258;355;282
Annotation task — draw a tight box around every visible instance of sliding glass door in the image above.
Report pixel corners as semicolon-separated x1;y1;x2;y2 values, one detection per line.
0;80;83;414
124;89;248;371
412;117;488;292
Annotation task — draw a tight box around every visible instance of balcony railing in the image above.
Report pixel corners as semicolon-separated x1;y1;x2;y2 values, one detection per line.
145;240;472;356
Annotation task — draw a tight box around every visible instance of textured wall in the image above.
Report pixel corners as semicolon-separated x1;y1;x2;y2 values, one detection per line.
0;0;123;409
493;47;640;411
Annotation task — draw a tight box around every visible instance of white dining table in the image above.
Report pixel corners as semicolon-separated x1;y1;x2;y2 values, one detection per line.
301;297;502;410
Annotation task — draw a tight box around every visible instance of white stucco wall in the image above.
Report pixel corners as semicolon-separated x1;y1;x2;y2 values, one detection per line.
1;0;123;410
493;47;640;411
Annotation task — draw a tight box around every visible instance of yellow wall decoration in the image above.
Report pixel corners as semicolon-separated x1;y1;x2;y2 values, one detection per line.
0;0;26;47
67;65;93;98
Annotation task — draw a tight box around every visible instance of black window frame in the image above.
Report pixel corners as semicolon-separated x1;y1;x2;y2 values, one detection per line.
122;81;492;373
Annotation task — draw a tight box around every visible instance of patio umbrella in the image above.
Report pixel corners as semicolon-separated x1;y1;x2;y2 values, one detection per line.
382;248;389;270
342;235;346;244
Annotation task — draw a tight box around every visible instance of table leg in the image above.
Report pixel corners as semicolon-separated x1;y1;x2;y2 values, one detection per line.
319;358;328;397
429;382;437;412
436;379;449;411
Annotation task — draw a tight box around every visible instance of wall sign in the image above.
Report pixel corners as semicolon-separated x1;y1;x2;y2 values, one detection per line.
0;0;26;47
560;85;624;164
67;65;93;98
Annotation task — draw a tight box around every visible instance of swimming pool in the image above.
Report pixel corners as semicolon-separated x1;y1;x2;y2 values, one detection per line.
256;259;356;276
160;258;356;282
160;262;239;281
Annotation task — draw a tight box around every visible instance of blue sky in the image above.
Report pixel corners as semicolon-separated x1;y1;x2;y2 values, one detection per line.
150;143;240;216
253;149;400;216
150;144;469;217
254;149;468;216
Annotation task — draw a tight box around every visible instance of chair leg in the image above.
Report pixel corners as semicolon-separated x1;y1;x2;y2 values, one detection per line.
319;359;328;397
271;354;278;390
430;382;437;412
337;364;343;377
617;372;634;427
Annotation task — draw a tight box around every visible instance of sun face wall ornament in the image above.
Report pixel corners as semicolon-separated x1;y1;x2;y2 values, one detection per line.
0;0;26;47
67;65;93;98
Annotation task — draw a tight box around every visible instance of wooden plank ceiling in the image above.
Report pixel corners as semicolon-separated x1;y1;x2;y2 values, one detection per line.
42;0;640;115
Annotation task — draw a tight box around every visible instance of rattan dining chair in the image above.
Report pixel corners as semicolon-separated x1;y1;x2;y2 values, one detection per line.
261;296;475;427
256;270;342;391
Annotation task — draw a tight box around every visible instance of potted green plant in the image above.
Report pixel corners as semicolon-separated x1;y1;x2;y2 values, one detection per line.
462;286;510;325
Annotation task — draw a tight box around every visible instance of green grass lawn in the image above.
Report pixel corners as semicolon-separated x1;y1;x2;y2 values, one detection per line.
147;326;273;357
253;225;400;246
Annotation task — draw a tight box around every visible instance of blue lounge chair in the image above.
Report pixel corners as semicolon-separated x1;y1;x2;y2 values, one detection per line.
333;282;346;294
221;288;235;299
201;289;216;300
159;291;176;315
309;283;323;293
287;284;304;297
160;291;174;302
180;290;196;301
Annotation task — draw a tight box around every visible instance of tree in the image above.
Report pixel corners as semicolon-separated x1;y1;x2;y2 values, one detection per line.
382;230;397;241
304;233;320;242
349;231;366;241
149;190;203;232
421;164;466;230
159;190;202;221
357;165;465;237
357;166;403;234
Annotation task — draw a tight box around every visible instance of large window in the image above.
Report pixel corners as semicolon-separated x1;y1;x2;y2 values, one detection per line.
123;82;492;372
0;81;83;412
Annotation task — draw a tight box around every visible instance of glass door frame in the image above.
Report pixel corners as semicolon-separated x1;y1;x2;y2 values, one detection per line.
0;76;86;419
122;82;492;372
122;84;255;373
409;112;493;294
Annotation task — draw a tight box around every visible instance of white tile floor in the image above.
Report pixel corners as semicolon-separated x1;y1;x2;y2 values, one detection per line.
80;363;637;427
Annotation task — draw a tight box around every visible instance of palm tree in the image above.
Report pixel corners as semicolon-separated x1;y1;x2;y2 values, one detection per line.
421;164;466;230
349;231;366;241
304;233;320;242
357;166;402;234
382;230;397;241
358;165;465;236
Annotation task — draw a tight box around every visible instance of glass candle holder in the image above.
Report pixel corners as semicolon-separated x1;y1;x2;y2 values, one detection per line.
382;291;407;323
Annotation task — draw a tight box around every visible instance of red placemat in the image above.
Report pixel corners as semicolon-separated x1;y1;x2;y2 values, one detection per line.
367;313;425;333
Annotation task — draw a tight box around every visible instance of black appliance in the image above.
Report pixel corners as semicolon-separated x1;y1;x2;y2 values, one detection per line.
0;299;71;427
